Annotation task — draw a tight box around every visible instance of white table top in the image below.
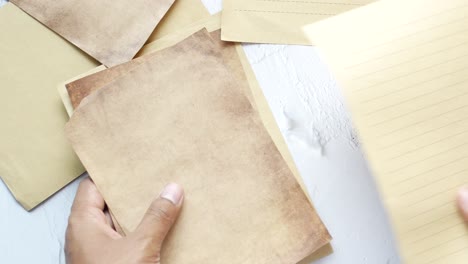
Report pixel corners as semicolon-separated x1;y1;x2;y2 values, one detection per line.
0;0;401;263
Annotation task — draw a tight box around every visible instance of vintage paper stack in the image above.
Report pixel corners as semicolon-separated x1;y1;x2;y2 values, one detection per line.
305;0;468;262
65;29;330;263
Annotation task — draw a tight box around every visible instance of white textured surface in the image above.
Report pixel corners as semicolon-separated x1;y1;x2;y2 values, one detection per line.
241;43;401;264
0;1;401;263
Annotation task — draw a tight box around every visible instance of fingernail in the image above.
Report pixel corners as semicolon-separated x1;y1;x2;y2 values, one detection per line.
160;183;184;205
457;187;468;221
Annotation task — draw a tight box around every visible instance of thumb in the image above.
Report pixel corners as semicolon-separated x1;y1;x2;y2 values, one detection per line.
457;187;468;221
132;183;184;249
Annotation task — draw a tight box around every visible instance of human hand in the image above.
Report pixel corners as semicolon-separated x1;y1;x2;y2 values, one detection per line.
65;178;184;264
457;187;468;221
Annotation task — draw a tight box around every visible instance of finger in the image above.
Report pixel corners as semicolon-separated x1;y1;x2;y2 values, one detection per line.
68;177;122;242
104;209;116;229
72;177;105;211
132;183;184;248
70;177;108;225
457;187;468;221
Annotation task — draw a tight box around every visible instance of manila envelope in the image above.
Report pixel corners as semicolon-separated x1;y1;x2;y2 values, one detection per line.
66;29;330;264
0;3;99;210
11;0;175;67
221;0;374;45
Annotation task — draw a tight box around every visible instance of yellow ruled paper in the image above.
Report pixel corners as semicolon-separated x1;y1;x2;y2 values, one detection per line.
305;0;468;263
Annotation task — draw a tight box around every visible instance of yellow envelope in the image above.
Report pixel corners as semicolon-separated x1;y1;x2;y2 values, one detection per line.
221;0;374;45
0;3;99;210
305;0;468;263
146;0;210;44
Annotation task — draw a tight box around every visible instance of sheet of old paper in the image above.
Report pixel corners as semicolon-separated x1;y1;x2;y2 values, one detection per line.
66;29;255;111
66;30;330;263
0;3;99;210
221;0;374;45
58;67;106;116
59;20;333;261
305;0;468;262
63;14;313;204
10;0;175;67
60;17;332;258
60;2;212;108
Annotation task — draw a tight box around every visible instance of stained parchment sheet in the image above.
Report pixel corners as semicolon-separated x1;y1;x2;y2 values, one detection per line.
66;30;331;264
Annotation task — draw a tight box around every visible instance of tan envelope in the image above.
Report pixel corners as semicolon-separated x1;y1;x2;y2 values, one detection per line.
146;0;210;44
221;0;374;45
0;3;99;210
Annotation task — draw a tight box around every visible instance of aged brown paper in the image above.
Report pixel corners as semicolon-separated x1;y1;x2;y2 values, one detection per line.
66;30;330;263
66;61;145;109
221;0;374;45
58;67;106;116
66;29;255;112
61;16;331;258
61;0;211;103
64;14;313;202
11;0;175;67
0;3;99;210
61;15;330;243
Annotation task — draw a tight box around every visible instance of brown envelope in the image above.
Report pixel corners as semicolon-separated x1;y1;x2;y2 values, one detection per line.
11;0;175;67
0;3;99;210
66;30;330;263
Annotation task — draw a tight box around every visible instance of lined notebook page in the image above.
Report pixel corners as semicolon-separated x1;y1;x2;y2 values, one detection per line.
305;0;468;263
221;0;374;45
